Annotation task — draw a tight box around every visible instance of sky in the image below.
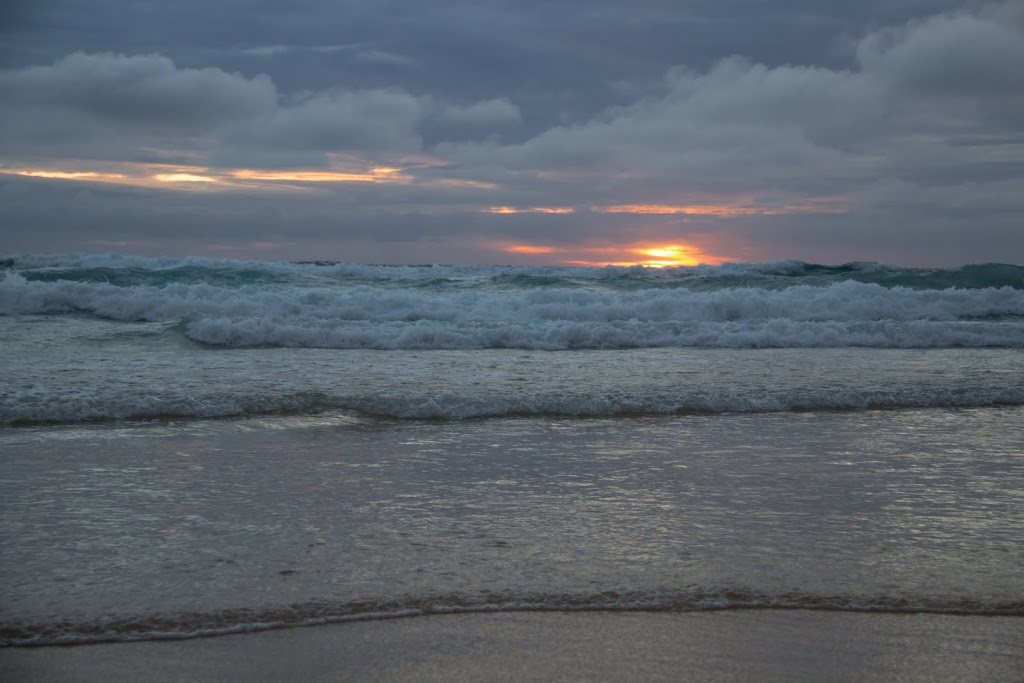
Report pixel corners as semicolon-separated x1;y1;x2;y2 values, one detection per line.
1;1;1022;267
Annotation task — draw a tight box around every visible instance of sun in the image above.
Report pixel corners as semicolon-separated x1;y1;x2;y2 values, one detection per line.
493;240;729;267
633;245;707;267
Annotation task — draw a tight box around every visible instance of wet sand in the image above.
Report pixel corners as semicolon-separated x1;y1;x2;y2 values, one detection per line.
3;610;1022;682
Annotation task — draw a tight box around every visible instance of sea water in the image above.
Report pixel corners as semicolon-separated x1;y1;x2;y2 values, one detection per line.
1;254;1022;645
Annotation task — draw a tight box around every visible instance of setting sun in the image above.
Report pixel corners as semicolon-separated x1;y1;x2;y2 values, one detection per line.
631;245;709;267
492;241;728;267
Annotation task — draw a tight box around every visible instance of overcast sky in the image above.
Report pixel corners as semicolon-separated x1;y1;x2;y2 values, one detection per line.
2;0;1022;266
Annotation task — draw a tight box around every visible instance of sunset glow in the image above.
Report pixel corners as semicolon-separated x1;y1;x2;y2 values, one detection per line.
8;170;128;182
3;165;225;190
493;241;728;267
231;167;411;184
153;173;219;183
428;179;501;190
599;204;762;217
597;200;848;217
503;245;559;254
629;244;712;267
485;206;574;214
1;163;490;192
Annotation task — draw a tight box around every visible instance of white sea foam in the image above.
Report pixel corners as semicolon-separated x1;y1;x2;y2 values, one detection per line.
2;272;1022;349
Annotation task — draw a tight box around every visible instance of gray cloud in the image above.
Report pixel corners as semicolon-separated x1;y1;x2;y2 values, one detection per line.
0;52;277;160
0;51;519;166
438;98;522;125
858;11;1024;96
0;2;970;118
220;88;427;159
440;7;1024;206
40;52;273;124
0;1;1022;266
351;50;419;68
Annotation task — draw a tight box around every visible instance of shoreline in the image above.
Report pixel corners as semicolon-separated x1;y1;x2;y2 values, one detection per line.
3;610;1022;682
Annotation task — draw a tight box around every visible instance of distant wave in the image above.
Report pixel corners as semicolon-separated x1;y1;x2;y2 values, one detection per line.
5;588;1021;647
4;252;1024;290
3;269;1023;350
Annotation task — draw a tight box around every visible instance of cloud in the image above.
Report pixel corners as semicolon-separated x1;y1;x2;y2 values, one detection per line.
241;44;352;57
2;51;276;127
352;50;419;68
0;52;277;160
438;98;522;124
437;58;867;201
1;2;1022;266
440;5;1024;205
220;88;427;160
857;11;1024;96
0;51;522;168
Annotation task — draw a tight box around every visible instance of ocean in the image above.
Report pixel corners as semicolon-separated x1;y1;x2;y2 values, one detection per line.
1;253;1023;647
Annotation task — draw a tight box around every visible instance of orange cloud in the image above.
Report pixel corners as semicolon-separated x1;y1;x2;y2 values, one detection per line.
428;178;501;190
153;173;220;183
597;199;848;216
231;167;410;184
1;161;424;191
7;169;129;182
2;161;514;197
504;245;559;254
3;164;234;190
599;204;763;217
484;206;574;214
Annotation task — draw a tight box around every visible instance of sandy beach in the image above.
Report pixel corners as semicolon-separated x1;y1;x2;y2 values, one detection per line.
3;610;1022;682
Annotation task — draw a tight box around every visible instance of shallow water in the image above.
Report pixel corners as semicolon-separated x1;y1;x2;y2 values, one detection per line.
2;407;1022;645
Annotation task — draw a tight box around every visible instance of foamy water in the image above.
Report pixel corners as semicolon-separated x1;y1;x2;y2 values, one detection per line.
3;257;1023;352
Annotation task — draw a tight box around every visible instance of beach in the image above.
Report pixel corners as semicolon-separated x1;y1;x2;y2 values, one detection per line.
4;610;1023;682
4;0;1024;672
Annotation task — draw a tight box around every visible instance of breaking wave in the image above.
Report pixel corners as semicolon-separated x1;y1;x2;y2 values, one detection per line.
3;266;1023;350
